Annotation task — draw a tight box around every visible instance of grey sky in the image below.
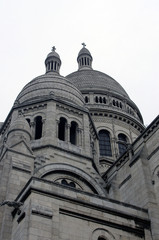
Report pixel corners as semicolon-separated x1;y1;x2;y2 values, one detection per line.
0;0;159;125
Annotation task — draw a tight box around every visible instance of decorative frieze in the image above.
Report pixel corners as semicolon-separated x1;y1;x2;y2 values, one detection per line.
18;103;47;115
57;104;83;117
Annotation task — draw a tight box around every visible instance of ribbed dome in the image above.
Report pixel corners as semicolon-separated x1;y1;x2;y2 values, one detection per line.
78;47;92;58
67;45;143;123
47;50;60;59
15;73;85;107
66;69;130;99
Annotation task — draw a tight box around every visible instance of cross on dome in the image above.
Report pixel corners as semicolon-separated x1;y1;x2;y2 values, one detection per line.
82;43;86;48
52;46;56;52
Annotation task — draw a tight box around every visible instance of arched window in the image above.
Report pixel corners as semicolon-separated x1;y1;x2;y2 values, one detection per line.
113;99;116;106
58;117;67;141
95;96;98;103
26;118;31;127
103;97;106;104
99;130;112;156
35;116;42;140
98;237;106;240
69;181;76;188
61;179;67;185
51;61;53;70
118;133;128;156
85;96;89;103
61;179;76;188
70;121;78;145
99;96;102;103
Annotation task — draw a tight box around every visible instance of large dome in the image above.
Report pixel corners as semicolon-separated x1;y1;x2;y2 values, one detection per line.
66;45;143;124
66;69;130;99
15;73;85;107
67;45;129;99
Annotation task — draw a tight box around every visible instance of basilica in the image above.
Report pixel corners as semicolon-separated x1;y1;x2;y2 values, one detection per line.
0;44;159;240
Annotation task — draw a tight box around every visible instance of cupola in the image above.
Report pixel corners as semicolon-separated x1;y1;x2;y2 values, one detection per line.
45;46;61;74
77;43;93;70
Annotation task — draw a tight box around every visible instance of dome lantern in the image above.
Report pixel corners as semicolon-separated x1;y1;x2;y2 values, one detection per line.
45;46;61;74
77;43;93;70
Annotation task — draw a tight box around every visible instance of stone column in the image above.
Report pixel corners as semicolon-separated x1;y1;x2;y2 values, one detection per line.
56;120;59;138
42;118;46;137
66;124;70;142
123;100;127;111
30;121;35;140
111;137;118;159
77;128;82;147
111;119;118;159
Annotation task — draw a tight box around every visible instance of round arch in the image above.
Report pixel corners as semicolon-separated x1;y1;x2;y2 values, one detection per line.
34;163;106;196
97;126;113;137
115;130;131;143
57;113;82;126
91;228;116;240
57;113;69;122
152;164;159;184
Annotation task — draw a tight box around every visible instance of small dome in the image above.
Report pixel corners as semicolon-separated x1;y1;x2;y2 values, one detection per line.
15;73;85;107
78;47;92;58
47;49;60;59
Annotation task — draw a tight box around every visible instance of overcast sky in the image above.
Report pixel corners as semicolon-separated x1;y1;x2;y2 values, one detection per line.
0;0;159;126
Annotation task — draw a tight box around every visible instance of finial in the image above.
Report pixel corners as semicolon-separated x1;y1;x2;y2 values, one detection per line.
52;46;56;52
82;42;86;48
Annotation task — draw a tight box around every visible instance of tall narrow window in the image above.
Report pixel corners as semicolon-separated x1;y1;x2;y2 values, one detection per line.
85;96;89;103
84;57;87;65
95;96;98;103
99;96;102;103
99;130;112;156
113;100;116;106
51;61;53;70
35;116;42;140
54;62;57;71
103;97;106;104
70;121;78;145
26;118;31;127
118;133;128;156
58;117;67;141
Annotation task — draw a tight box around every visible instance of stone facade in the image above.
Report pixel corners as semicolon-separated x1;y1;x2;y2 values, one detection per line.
0;45;158;240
